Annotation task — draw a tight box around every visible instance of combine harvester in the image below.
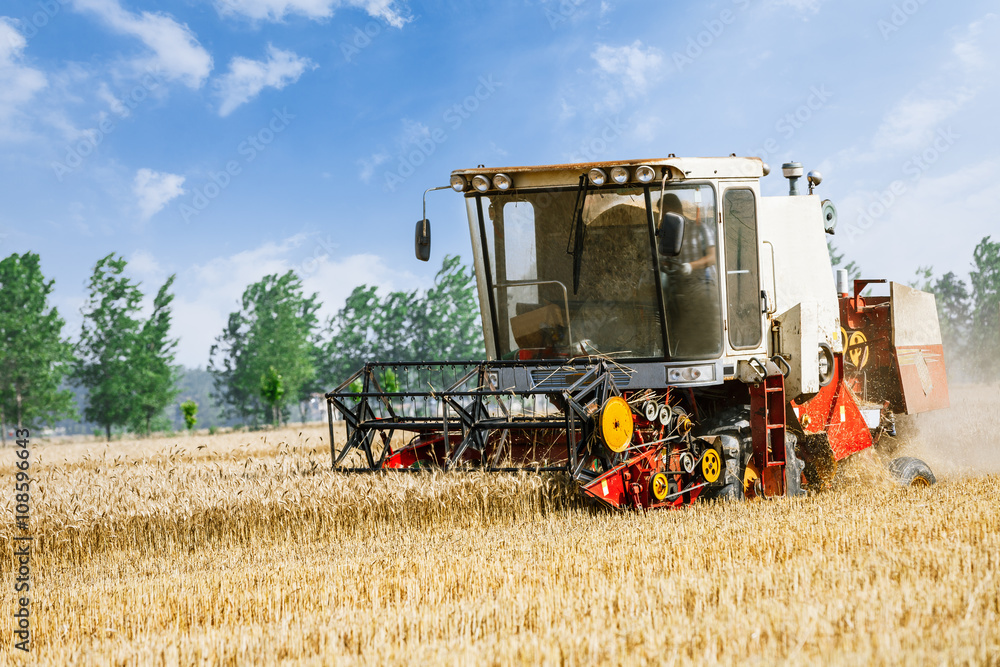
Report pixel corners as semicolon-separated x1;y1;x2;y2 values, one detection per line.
326;157;948;508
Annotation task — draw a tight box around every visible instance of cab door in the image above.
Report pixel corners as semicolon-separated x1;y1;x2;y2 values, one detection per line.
721;187;764;351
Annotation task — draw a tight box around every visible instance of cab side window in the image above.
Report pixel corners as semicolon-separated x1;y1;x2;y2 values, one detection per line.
723;189;762;349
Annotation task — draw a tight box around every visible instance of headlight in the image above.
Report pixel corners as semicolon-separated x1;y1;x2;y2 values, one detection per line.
667;365;715;383
472;174;491;192
635;165;655;183
610;166;629;184
493;173;512;191
588;168;607;186
450;174;467;192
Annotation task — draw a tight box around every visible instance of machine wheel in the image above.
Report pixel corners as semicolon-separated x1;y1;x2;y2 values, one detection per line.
784;433;806;497
701;448;722;484
649;472;670;503
817;343;835;387
708;433;747;501
888;457;936;487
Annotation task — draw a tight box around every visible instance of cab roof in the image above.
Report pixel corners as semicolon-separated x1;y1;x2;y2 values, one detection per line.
451;156;765;190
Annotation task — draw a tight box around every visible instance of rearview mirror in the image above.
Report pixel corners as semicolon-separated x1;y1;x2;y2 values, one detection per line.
658;212;685;257
415;219;431;262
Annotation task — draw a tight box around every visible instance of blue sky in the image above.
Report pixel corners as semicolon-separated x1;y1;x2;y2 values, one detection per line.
1;0;998;368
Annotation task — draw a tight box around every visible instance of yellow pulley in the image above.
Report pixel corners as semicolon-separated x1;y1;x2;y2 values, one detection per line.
650;472;670;502
701;448;722;484
599;396;634;453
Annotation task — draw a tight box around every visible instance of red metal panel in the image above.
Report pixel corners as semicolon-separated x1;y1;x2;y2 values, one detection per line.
791;355;873;461
581;468;629;509
895;344;950;413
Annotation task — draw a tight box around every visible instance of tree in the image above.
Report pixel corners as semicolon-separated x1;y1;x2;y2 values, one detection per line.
317;285;381;388
414;255;486;361
259;366;285;426
316;256;485;393
128;276;180;436
75;254;178;439
0;252;76;442
180;400;198;431
827;241;861;284
76;255;144;440
209;271;320;426
931;271;973;379
969;236;1000;381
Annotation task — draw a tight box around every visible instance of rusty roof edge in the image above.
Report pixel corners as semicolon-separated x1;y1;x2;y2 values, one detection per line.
451;156;765;176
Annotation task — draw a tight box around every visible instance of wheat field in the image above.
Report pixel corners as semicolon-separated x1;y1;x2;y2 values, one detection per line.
1;385;999;665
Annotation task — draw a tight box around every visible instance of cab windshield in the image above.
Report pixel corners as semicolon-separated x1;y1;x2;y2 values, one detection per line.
472;184;722;361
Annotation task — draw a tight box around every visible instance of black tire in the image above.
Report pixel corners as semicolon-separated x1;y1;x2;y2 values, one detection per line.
709;433;746;501
888;456;936;487
784;433;805;497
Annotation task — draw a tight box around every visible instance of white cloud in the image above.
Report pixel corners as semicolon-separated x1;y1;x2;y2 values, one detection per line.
215;0;411;27
133;168;186;220
592;41;663;93
0;19;47;135
128;249;165;283
216;45;313;117
868;16;997;156
358;150;390;182
838;159;1000;282
590;40;663;111
71;0;213;88
767;0;825;13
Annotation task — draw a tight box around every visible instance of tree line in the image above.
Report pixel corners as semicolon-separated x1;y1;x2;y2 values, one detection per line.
0;252;484;439
2;237;996;439
830;235;1000;382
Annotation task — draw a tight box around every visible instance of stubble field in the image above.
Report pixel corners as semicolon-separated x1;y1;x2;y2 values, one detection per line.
2;385;999;665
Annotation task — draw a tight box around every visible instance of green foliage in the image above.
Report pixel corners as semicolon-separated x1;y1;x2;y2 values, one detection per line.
259;366;285;426
75;254;179;439
317;255;485;389
930;271;972;378
150;414;173;434
180;399;198;431
0;252;76;436
416;255;486;361
380;368;400;393
827;241;861;283
209;271;319;427
905;237;1000;382
969;236;1000;381
128;276;181;436
208;425;218;436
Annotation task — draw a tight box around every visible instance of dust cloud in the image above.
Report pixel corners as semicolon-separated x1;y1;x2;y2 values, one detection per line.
888;384;1000;480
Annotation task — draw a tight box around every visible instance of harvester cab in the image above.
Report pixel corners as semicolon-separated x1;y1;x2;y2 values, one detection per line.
327;156;947;508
